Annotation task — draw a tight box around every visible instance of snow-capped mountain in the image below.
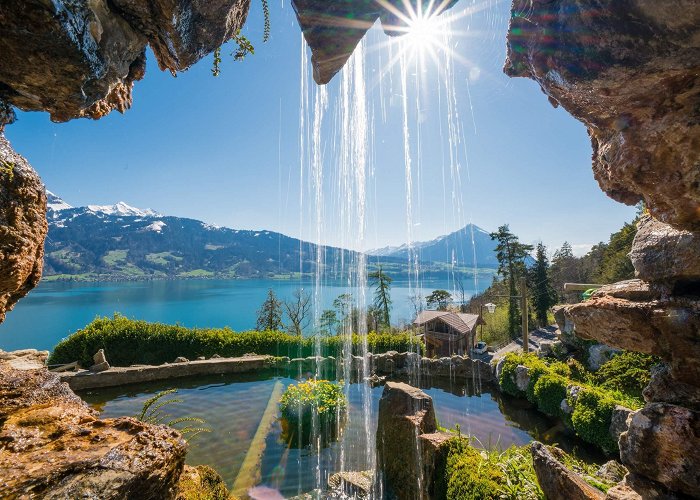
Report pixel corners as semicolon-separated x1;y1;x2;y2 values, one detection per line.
46;191;73;211
86;201;161;218
368;224;499;267
42;191;354;280
42;191;497;281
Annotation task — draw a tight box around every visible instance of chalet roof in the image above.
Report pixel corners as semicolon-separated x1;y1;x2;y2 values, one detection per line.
413;310;483;335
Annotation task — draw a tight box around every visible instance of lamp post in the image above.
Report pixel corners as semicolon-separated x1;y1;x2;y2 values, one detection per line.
479;302;496;342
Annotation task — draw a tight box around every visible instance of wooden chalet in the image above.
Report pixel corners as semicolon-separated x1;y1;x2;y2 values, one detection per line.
413;310;485;357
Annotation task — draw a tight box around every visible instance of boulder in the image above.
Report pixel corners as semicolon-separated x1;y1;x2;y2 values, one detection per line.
0;349;48;370
376;382;437;499
174;356;189;363
596;461;628;485
619;403;700;496
0;137;48;324
630;215;700;285
90;349;111;372
643;363;700;411
0;363;187;498
609;405;633;445
515;365;530;392
418;431;453;499
565;280;700;387
531;442;605;500
588;344;621;371
175;465;228;500
606;473;683;500
504;0;700;231
327;470;373;498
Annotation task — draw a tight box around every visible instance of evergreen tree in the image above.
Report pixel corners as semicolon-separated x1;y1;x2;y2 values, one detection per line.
490;225;533;337
530;242;556;327
426;289;452;311
256;288;283;331
368;265;392;329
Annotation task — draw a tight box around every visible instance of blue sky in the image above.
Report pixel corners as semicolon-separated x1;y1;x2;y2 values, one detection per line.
4;0;635;256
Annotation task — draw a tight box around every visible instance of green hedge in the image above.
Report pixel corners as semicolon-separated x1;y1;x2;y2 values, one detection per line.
48;315;424;367
533;374;568;417
498;352;646;454
570;388;618;455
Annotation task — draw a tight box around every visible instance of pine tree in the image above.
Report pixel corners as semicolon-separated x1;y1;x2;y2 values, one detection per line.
368;265;392;329
531;242;556;327
256;289;283;331
490;225;533;337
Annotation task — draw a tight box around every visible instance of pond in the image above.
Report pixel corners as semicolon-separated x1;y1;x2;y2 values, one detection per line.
80;371;605;498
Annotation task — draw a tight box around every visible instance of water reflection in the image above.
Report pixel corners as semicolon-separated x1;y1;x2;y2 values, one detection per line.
80;371;605;496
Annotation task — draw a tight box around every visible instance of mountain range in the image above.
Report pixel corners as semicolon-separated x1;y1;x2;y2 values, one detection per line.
43;192;498;281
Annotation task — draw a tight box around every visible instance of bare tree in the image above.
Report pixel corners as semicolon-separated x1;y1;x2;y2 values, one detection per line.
284;288;312;337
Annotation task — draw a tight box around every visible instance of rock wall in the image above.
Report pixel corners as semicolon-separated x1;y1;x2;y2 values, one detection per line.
0;360;188;499
0;0;251;123
505;1;700;496
0;137;47;323
505;0;700;231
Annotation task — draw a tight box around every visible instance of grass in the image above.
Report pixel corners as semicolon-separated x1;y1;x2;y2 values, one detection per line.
146;252;183;265
102;249;128;265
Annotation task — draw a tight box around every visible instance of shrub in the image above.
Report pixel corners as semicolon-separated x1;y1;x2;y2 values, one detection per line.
594;351;657;400
446;443;506;500
48;314;423;367
549;361;571;378
567;358;593;384
498;353;525;397
279;379;347;448
570;388;618;453
443;438;543;500
533;374;568;417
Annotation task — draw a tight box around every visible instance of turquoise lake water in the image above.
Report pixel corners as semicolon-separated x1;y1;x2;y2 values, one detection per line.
0;278;481;352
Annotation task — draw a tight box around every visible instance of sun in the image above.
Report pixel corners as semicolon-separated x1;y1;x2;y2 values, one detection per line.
403;11;442;53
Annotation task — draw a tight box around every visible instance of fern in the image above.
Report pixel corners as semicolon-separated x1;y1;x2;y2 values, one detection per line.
136;389;211;441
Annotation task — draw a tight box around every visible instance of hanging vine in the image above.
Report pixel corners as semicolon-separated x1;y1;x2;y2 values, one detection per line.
212;0;271;76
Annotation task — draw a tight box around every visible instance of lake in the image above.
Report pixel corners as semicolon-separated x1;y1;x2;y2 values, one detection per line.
0;278;483;352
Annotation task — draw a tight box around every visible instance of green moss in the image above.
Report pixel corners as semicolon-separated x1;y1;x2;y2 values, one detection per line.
571;388;618;454
443;438;543;500
594;351;656;402
176;465;229;500
533;374;568;417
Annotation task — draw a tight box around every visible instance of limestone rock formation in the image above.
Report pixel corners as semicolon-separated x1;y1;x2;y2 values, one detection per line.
0;360;187;499
0;0;251;122
565;279;700;387
292;0;459;84
619;403;699;496
504;0;700;231
375;382;437;499
0;136;48;323
531;442;605;500
630;214;700;285
111;0;250;73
